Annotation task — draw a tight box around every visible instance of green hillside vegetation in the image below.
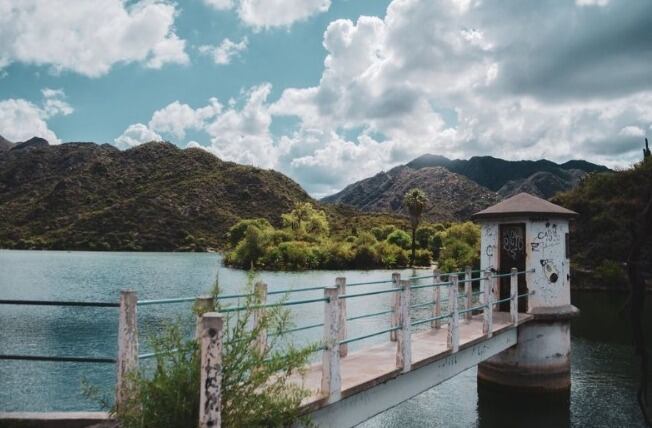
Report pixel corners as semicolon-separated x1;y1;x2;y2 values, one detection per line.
552;157;652;288
0;140;409;252
224;202;480;271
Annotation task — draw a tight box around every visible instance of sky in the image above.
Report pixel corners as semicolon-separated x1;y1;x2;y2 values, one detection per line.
0;0;651;197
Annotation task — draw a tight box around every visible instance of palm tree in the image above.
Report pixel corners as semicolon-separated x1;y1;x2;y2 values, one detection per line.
403;188;429;266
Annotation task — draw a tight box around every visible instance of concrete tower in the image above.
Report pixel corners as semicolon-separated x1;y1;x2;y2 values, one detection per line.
472;193;580;393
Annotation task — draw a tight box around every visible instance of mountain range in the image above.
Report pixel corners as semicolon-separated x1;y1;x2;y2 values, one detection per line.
321;154;608;221
0;135;609;250
0;136;405;251
0;137;312;250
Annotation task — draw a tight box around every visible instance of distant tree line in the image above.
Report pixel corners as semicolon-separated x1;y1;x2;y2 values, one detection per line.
224;200;480;272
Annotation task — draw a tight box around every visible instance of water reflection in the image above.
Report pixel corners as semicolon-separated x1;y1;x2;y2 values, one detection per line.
477;383;570;428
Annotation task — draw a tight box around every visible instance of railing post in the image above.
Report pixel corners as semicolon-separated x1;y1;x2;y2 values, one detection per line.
464;266;472;322
390;273;400;341
199;312;223;428
447;276;460;352
396;280;412;373
116;289;138;410
254;281;268;355
482;269;493;338
432;269;441;329
336;277;348;358
321;286;341;403
195;295;214;338
510;268;518;325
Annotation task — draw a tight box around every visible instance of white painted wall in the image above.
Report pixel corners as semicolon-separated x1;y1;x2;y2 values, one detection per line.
526;219;570;308
480;216;571;310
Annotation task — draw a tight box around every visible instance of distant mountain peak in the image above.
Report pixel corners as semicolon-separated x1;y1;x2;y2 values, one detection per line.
12;136;49;151
0;135;13;152
322;153;610;219
322;164;499;222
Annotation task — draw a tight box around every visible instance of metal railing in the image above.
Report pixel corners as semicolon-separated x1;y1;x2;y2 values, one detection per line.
1;265;535;419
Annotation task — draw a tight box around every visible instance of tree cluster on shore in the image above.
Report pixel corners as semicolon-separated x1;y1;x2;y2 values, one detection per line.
553;152;652;288
224;201;480;271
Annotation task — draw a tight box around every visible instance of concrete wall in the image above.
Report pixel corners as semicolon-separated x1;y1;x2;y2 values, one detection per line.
480;216;571;310
525;218;570;308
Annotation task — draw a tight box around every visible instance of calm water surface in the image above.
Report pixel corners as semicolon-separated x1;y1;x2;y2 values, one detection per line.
0;250;649;427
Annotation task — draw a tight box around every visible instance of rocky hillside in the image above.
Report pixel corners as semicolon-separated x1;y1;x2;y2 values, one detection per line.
497;170;586;199
0;135;14;151
406;154;607;195
322;154;608;219
0;139;313;251
322;165;500;222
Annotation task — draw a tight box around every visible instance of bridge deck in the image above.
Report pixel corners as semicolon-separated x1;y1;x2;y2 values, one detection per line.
295;311;532;411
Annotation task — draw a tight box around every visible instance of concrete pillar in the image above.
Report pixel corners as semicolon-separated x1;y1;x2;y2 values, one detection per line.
447;276;459;352
195;295;214;339
396;280;412;373
431;269;441;329
336;277;347;358
253;281;268;355
482;270;493;338
321;286;341;403
116;289;138;410
478;307;577;394
199;312;223;428
390;273;400;341
464;266;472;321
510;268;518;325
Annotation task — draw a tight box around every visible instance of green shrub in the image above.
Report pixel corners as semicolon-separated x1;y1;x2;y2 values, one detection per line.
228;225;270;268
593;259;627;287
430;232;443;259
436;222;480;272
373;241;406;268
282;202;330;241
414;249;433;267
438;240;477;272
275;241;313;270
93;277;315;428
353;244;380;268
354;231;378;247
323;240;354;269
415;225;435;249
386;229;411;249
227;219;272;247
371;224;396;241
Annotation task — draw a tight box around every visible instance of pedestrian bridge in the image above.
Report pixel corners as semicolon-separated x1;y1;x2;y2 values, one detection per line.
0;268;533;428
192;267;533;427
297;311;531;427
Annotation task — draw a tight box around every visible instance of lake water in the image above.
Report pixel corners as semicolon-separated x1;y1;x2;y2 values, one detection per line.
0;250;649;427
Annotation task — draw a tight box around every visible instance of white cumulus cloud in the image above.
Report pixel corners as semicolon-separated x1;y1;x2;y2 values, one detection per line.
149;99;223;139
202;0;331;29
0;0;189;77
199;37;249;65
0;89;73;144
114;123;163;149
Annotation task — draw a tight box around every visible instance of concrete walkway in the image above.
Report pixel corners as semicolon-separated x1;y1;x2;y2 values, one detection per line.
296;311;532;411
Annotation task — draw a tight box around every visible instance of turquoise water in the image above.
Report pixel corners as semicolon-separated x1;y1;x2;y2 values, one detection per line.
0;250;649;426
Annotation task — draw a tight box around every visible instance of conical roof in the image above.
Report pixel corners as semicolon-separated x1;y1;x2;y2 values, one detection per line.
472;192;578;220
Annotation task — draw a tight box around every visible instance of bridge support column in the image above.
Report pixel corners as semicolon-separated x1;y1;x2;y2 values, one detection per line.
477;305;578;394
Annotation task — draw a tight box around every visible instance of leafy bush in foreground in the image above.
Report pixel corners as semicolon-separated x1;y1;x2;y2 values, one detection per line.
92;275;315;428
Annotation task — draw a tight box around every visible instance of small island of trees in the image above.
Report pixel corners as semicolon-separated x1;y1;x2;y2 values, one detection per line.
225;191;481;271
